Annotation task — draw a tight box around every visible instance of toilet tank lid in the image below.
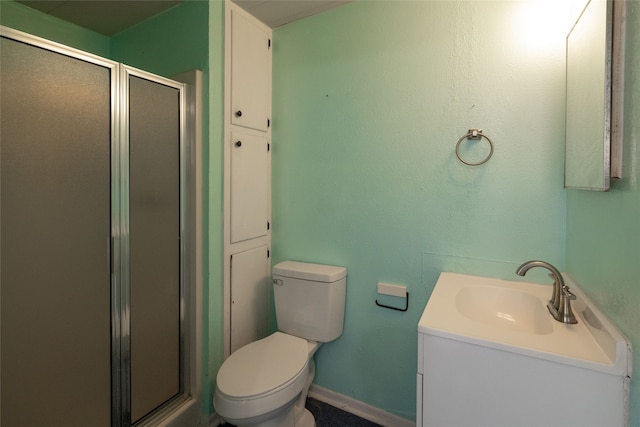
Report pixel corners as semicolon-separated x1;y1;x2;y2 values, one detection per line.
273;261;346;282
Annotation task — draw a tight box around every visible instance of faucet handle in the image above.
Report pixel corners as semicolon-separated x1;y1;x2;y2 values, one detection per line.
560;286;578;324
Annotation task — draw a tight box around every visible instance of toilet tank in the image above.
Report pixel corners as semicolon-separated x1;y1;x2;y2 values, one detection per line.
272;261;347;343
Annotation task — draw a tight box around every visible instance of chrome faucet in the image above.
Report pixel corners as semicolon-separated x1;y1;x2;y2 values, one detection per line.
516;260;577;324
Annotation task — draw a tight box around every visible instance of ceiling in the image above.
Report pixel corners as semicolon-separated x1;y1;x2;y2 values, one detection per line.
17;1;184;36
233;0;350;28
17;0;351;36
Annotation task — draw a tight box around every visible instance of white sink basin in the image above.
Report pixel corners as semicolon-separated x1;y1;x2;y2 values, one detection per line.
419;272;630;372
455;285;553;335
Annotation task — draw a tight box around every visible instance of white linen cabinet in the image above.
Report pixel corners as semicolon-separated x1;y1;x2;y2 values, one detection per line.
224;2;273;355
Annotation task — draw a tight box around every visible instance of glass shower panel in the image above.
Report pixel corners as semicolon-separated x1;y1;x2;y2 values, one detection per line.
128;75;182;423
0;37;112;426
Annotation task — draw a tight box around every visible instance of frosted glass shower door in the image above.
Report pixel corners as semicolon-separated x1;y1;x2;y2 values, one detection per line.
126;71;183;424
1;35;113;426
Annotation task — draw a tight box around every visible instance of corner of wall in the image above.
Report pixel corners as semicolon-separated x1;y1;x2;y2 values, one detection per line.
205;0;227;418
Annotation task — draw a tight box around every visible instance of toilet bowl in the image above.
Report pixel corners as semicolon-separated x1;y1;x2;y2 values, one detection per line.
214;261;347;427
214;332;319;427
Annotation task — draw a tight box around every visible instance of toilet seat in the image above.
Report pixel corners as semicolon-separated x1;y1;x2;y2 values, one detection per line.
215;332;310;421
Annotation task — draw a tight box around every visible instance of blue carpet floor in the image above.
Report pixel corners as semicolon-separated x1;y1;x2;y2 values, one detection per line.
221;397;382;427
306;398;382;427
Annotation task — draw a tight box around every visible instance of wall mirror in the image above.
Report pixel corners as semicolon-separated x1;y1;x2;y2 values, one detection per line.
565;0;625;191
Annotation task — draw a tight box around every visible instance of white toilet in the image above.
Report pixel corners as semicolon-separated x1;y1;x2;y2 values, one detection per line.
214;261;347;427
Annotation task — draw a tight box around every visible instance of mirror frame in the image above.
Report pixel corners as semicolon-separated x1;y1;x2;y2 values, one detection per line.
564;0;625;191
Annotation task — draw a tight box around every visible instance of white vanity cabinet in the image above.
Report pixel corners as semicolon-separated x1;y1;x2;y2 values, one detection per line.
417;273;632;427
417;330;630;427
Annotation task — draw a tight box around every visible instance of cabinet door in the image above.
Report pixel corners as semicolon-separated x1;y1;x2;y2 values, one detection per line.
230;131;269;243
230;246;270;353
230;8;270;132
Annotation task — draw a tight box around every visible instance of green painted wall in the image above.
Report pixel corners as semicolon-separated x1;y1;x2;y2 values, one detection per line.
273;0;567;420
566;2;640;424
0;0;110;56
110;0;208;78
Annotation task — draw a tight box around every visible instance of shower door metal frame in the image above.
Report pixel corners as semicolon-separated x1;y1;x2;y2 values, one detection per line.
117;64;189;427
0;26;194;427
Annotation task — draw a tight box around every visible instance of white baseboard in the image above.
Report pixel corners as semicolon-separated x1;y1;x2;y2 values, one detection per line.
308;385;416;427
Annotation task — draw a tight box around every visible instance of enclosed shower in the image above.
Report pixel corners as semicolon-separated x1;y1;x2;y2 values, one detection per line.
0;27;200;426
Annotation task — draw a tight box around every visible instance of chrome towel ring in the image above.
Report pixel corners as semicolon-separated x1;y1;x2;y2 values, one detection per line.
455;129;494;166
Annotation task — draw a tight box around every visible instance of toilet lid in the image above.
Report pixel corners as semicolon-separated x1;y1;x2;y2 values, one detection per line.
217;332;309;399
